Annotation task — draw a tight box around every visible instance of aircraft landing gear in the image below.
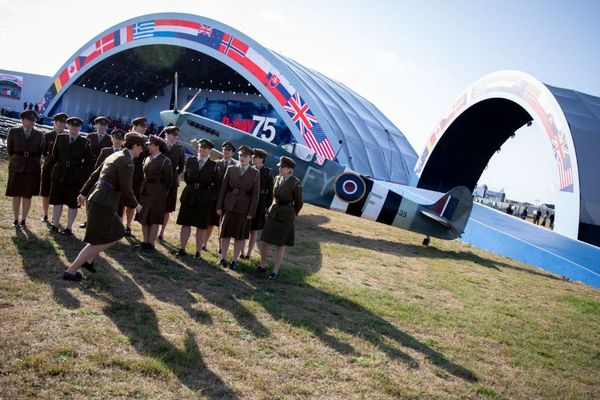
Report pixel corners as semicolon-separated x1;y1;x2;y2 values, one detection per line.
422;236;430;247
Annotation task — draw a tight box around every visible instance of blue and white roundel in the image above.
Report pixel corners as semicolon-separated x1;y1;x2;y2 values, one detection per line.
335;173;367;203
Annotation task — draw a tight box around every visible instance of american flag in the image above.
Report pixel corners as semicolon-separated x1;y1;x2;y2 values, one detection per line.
283;92;335;159
551;131;573;191
307;123;336;159
133;21;155;40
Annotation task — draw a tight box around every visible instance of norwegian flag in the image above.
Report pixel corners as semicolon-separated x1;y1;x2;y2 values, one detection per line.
284;92;335;159
219;33;249;63
551;131;573;191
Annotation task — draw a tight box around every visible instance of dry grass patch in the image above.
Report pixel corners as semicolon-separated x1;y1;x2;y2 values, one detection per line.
0;156;599;399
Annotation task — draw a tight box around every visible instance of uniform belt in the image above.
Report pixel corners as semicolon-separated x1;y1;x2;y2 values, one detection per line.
14;151;39;158
233;188;250;196
260;189;268;194
276;201;291;206
98;179;118;191
193;183;209;189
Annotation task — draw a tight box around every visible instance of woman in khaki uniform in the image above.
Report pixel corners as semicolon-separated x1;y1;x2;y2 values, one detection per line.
5;110;43;227
62;132;146;281
49;116;91;236
124;116;148;236
259;156;303;280
135;135;173;251
175;138;218;259
40;112;67;222
216;145;259;270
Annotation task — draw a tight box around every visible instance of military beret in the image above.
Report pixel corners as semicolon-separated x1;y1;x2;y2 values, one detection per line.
277;155;296;169
131;116;148;126
52;112;68;122
252;148;267;159
148;134;167;153
66;116;83;126
221;141;236;151
20;110;37;120
163;126;179;136
94;116;110;124
110;129;125;140
238;145;253;156
124;132;149;147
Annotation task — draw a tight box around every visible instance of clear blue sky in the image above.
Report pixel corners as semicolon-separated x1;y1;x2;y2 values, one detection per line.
1;0;598;203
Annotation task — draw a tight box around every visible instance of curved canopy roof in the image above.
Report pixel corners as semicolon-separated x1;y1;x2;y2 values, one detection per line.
38;12;417;184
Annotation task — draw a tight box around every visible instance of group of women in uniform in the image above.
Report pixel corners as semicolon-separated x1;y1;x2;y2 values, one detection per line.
6;111;304;282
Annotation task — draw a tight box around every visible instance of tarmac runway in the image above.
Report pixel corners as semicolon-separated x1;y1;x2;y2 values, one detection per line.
400;184;600;289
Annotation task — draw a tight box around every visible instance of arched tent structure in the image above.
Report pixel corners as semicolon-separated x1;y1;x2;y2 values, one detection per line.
37;12;417;185
412;70;600;246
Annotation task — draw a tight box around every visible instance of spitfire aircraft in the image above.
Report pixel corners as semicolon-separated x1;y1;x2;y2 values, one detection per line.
160;91;473;246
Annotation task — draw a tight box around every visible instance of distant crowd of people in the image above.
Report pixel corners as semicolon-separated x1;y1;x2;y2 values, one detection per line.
506;204;554;229
5;110;303;283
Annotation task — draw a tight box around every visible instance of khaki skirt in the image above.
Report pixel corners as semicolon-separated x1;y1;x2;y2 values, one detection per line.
84;201;125;244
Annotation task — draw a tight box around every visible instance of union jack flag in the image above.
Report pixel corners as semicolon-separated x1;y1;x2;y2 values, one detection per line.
551;131;573;191
284;92;335;159
198;24;212;36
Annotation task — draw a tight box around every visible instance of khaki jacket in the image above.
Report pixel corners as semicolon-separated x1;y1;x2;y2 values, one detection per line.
217;164;259;217
81;149;138;211
7;127;43;174
267;175;303;222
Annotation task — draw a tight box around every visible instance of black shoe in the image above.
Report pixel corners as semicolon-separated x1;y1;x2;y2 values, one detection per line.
175;249;187;257
12;219;18;227
82;261;97;273
216;258;227;267
193;251;202;260
124;226;132;236
60;228;73;236
240;255;249;260
201;245;207;251
158;235;164;242
50;225;59;233
269;272;278;280
79;222;87;229
41;215;48;222
63;271;83;282
19;220;26;228
256;266;266;274
229;260;238;270
142;243;155;252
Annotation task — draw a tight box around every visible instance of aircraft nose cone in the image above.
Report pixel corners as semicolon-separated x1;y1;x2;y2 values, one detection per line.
160;110;180;126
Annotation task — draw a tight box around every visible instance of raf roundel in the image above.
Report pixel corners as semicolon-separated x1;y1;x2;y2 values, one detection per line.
335;173;367;203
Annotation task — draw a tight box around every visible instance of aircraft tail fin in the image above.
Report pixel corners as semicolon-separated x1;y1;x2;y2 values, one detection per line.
421;186;473;236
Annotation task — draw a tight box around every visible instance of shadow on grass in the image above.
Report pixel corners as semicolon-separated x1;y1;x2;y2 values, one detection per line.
77;245;239;399
113;241;270;338
107;243;478;382
298;213;562;281
13;228;81;309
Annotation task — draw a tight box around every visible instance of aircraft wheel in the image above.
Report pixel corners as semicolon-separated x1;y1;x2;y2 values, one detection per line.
422;236;430;246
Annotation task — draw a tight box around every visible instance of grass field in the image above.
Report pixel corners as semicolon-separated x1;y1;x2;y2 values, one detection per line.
0;156;599;399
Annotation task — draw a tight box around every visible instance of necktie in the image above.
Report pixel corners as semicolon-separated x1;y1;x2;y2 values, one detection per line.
70;137;74;145
24;130;30;139
198;159;205;169
240;166;246;176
